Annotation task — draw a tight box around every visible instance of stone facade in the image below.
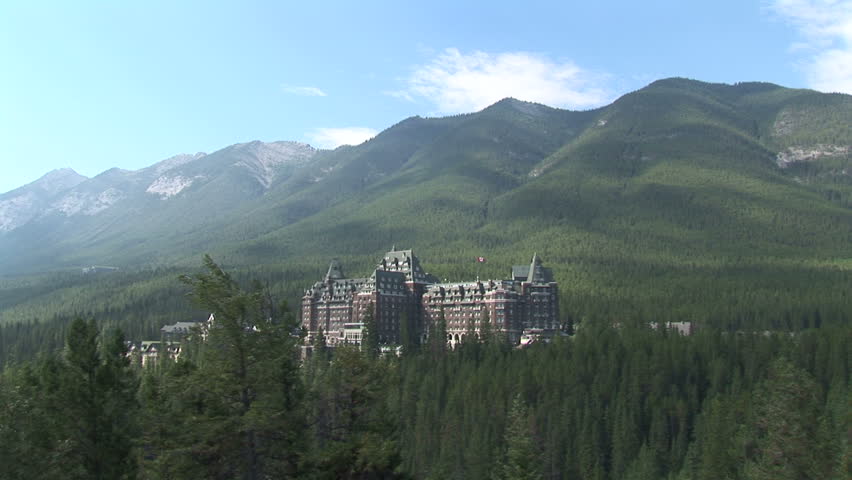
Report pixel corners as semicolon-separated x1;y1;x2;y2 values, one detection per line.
300;249;559;346
422;254;559;345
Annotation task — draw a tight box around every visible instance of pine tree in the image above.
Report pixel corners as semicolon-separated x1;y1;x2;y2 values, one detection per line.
399;309;418;357
0;356;69;479
479;306;493;345
313;326;329;364
314;326;327;349
362;302;380;359
177;255;306;479
688;396;739;480
61;318;139;480
625;443;661;480
310;346;405;478
429;305;448;356
744;358;835;480
562;312;575;336
494;394;542;480
611;397;641;478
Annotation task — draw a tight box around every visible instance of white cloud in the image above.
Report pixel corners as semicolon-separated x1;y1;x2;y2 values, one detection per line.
772;0;852;93
307;127;378;149
391;48;612;114
809;48;852;92
281;85;327;96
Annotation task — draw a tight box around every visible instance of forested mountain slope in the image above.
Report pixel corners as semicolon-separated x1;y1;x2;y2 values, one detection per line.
0;78;850;362
217;78;852;324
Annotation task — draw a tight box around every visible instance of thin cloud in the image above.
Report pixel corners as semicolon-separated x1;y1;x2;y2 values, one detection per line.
391;48;613;114
281;85;328;97
307;127;378;149
772;0;852;94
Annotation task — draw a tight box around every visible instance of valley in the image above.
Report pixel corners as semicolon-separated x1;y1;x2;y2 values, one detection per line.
1;78;850;363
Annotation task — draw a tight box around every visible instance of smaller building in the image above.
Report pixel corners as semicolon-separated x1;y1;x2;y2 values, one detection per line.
82;265;120;274
128;316;212;368
126;340;183;367
342;322;365;344
142;341;182;367
649;321;694;336
161;320;203;342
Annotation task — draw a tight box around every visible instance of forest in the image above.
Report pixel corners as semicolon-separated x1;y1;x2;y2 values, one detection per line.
1;79;850;478
3;80;852;371
0;258;847;479
3;78;852;366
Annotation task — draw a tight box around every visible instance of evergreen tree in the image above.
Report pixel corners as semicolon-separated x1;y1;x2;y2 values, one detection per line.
314;326;327;349
429;305;448;356
309;346;405;478
176;255;306;479
0;355;68;479
611;397;641;479
61;318;139;480
479;306;493;345
626;443;661;480
137;365;170;478
687;396;740;480
562;312;575;336
362;302;380;359
744;358;836;480
493;394;542;480
399;309;418;357
458;308;482;360
313;326;329;363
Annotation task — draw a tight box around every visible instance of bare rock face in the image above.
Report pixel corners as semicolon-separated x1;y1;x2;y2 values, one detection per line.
0;168;88;231
0;141;320;236
772;108;801;137
229;141;317;188
49;187;126;216
138;141;317;198
146;175;200;199
0;192;37;232
776;144;851;168
151;153;207;176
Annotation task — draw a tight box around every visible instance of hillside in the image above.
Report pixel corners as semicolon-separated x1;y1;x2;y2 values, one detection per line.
0;78;850;361
217;78;852;323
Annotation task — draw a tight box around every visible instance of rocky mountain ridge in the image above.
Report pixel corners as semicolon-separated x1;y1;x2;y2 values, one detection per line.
0;168;88;232
0;78;849;279
0;141;316;235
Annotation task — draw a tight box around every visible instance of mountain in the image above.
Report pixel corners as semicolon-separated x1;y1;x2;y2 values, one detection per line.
0;141;316;272
0;78;850;337
217;80;851;264
0;168;88;232
213;79;851;324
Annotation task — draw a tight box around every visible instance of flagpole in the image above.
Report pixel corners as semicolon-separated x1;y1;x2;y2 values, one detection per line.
475;256;486;281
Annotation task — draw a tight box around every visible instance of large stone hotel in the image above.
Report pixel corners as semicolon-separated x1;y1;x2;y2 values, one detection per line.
300;248;559;346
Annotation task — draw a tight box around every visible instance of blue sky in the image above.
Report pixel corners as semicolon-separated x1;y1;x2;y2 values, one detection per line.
2;0;851;194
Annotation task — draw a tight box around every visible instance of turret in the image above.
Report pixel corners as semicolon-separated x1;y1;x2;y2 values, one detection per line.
325;259;345;282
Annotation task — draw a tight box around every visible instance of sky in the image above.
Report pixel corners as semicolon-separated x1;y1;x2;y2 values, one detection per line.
1;0;851;194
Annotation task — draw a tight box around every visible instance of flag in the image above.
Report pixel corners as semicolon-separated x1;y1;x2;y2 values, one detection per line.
477;256;486;263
